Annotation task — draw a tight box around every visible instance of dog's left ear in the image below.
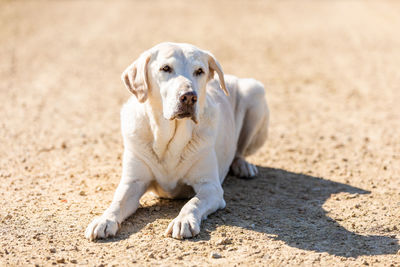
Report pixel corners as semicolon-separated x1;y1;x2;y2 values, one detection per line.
207;52;229;96
121;51;151;103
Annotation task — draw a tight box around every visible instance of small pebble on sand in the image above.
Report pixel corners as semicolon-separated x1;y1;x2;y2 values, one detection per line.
210;252;222;259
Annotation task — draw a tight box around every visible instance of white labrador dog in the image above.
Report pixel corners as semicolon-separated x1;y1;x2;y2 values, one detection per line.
85;42;269;240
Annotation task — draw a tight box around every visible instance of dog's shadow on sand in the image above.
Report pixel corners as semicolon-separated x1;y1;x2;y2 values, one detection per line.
104;167;399;258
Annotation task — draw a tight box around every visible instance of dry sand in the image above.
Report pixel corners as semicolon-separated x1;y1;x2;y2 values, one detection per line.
0;0;399;266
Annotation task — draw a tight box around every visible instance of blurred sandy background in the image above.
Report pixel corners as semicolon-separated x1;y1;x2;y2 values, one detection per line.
0;0;399;266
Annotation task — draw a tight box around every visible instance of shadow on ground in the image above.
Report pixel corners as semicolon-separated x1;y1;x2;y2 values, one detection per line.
104;167;399;257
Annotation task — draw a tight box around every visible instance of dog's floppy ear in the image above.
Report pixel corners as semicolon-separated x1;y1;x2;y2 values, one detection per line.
207;52;229;96
121;51;151;103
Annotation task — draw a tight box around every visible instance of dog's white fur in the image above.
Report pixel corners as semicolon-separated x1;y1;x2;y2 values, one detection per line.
85;42;269;240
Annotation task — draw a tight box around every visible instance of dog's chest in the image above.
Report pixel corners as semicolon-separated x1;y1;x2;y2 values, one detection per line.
148;147;196;193
124;102;218;192
141;119;203;189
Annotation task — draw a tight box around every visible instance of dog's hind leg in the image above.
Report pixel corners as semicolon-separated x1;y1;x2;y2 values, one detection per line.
230;78;269;178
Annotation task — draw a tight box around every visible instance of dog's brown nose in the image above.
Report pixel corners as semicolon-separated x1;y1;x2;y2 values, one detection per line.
179;91;197;105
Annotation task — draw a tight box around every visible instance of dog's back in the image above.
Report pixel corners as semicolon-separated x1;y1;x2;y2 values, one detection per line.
208;74;269;158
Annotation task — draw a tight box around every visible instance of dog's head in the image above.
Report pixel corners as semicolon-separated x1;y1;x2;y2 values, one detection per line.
122;42;228;123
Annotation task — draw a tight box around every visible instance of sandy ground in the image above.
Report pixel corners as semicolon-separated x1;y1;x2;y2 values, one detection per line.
0;0;399;266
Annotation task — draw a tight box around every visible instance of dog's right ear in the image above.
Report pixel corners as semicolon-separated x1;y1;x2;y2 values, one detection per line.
121;51;151;103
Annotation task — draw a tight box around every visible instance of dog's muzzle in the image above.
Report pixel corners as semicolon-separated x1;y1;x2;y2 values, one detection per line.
172;91;198;123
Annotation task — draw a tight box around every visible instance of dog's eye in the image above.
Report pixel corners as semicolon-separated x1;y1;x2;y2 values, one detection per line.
161;65;172;73
194;68;204;76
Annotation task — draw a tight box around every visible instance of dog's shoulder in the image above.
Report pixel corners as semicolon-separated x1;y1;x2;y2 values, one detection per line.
120;96;151;139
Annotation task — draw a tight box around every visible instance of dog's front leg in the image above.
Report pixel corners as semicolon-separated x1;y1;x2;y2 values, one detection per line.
165;181;225;239
165;153;225;239
85;150;151;241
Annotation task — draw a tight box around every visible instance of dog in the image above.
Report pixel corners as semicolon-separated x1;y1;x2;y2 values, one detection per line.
85;42;269;240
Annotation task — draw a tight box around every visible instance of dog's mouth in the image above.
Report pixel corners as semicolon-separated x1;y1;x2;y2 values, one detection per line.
170;112;198;124
176;112;192;119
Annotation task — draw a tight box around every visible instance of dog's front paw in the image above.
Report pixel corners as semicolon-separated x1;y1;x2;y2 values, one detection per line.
85;215;120;241
230;157;258;178
165;214;200;239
